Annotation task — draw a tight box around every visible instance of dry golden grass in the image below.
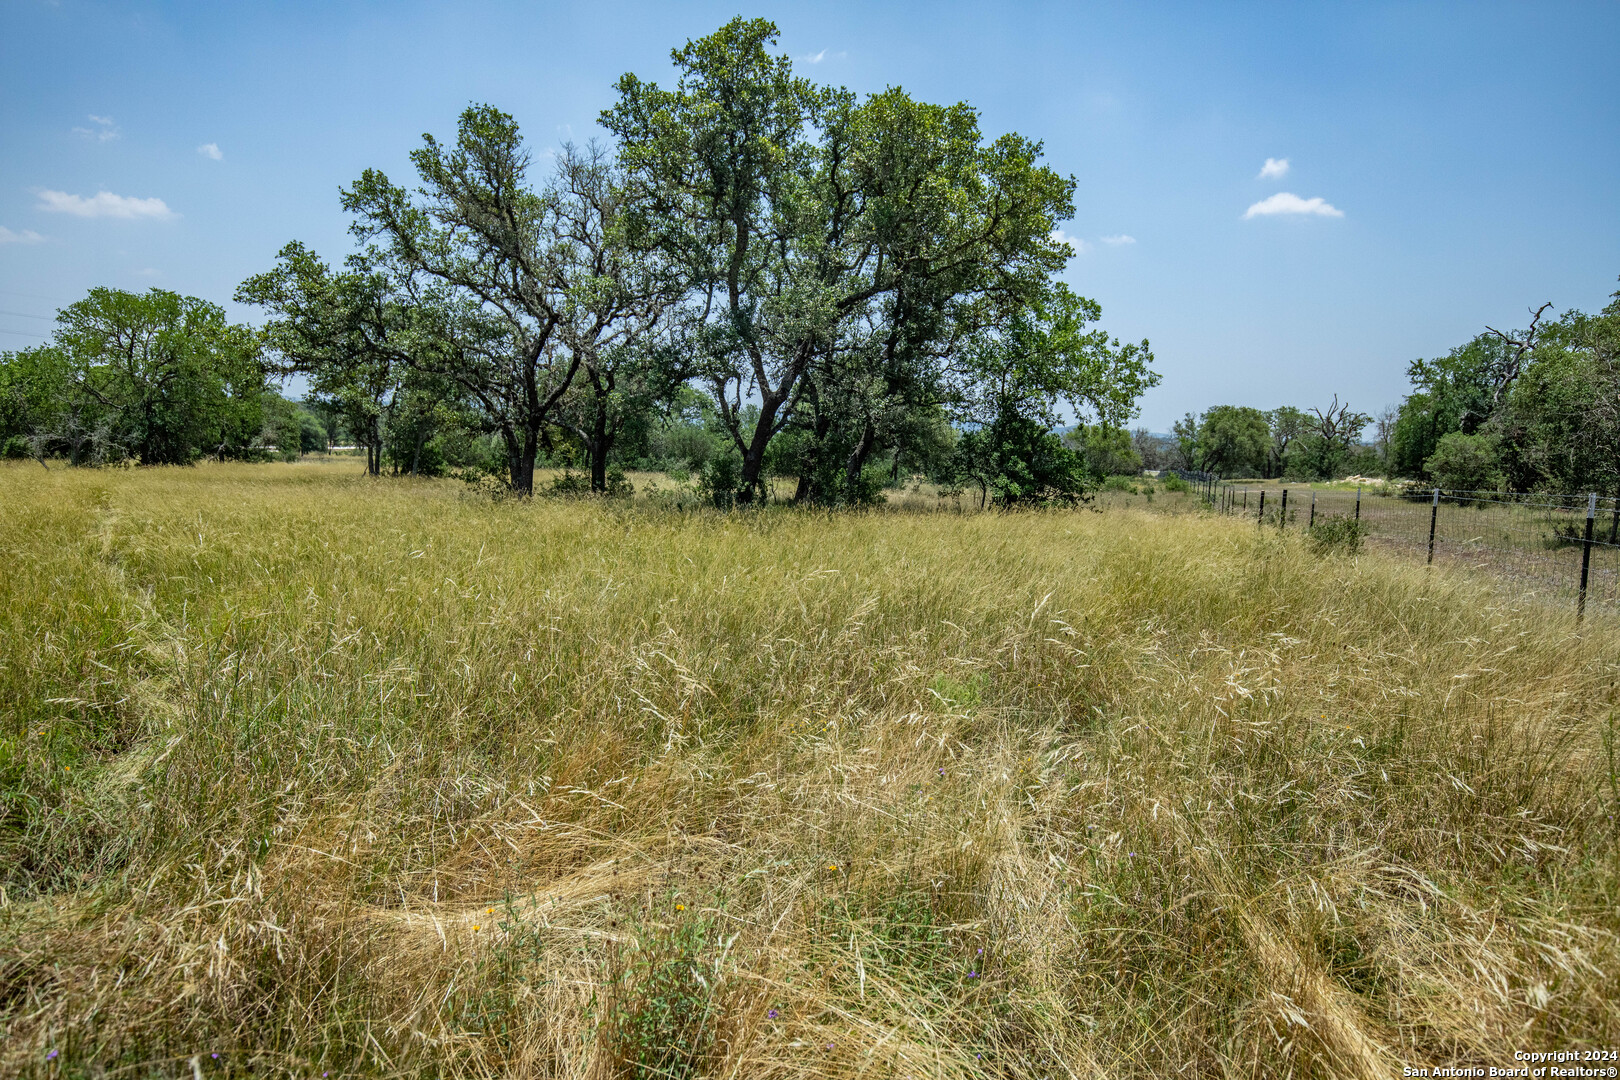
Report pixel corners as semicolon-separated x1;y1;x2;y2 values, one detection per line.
1;460;1617;1079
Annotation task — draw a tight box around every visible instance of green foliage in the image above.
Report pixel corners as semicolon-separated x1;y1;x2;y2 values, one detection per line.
1265;406;1309;478
1307;514;1370;555
597;911;727;1080
1175;405;1269;476
1159;473;1190;493
0;288;266;466
1391;335;1513;478
549;469;592;497
1387;286;1620;493
1490;289;1620;494
928;672;986;710
952;413;1092;507
605;19;1149;503
1425;431;1503;494
697;448;743;509
1070;424;1143;478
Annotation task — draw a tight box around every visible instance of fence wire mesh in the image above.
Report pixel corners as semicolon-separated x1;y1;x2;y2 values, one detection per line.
1208;481;1620;619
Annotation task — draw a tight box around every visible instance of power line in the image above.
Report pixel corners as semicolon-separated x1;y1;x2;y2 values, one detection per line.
0;309;54;321
0;328;49;339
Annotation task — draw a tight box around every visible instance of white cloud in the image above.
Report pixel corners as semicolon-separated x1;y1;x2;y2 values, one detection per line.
0;226;46;244
1243;192;1343;219
36;189;177;220
72;114;120;142
196;142;223;160
1050;228;1089;255
137;267;163;278
1257;157;1289;180
802;49;844;63
1101;234;1136;245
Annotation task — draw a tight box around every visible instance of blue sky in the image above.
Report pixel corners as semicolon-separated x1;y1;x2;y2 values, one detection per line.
2;1;1617;431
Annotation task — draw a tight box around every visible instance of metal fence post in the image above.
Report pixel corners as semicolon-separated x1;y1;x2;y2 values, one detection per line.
1258;490;1265;526
1280;488;1288;529
1578;492;1596;622
1609;495;1618;545
1309;491;1317;530
1355;482;1362;521
1427;488;1439;565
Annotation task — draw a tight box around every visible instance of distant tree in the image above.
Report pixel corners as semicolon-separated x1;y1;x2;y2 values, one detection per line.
1067;424;1142;478
238;242;423;476
605;18;1086;503
1425;431;1502;493
0;344;74;461
1171;413;1199;472
1130;427;1174;471
340;107;594;492
1372;405;1399;472
14;288;266;465
1289;396;1372;481
1265;406;1310;478
532;143;682;491
1489;287;1620;494
945;284;1156;506
1389;335;1512;478
1195;405;1270;476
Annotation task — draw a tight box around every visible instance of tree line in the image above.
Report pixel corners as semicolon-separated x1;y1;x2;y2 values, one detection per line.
1389;282;1620;495
1130;396;1383;481
3;20;1159;505
1131;274;1618;490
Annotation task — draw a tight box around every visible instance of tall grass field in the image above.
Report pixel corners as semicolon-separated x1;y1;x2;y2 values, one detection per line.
2;461;1618;1078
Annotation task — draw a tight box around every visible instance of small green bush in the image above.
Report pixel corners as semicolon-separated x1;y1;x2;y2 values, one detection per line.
598;911;727;1080
550;469;591;497
1424;431;1502;496
1100;475;1138;494
1308;514;1369;555
604;468;635;499
1160;474;1190;493
698;450;743;509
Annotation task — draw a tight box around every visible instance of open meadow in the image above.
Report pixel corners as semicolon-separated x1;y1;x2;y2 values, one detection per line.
3;461;1619;1079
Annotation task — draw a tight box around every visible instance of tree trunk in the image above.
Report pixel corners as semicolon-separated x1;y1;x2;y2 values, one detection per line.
736;391;786;504
507;423;539;494
589;405;609;492
410;428;426;476
793;395;832;504
369;415;383;476
843;421;875;500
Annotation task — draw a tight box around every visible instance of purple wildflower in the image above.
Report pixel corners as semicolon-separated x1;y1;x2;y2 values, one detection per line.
767;1008;779;1019
46;1050;58;1060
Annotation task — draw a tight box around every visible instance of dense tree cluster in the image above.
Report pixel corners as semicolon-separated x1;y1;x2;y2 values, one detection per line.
3;21;1163;502
0;287;296;466
235;18;1156;505
1390;283;1620;494
1147;397;1380;481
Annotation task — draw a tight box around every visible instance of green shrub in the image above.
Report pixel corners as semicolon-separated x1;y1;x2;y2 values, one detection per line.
1424;431;1502;495
598;911;728;1080
1308;514;1370;555
1160;473;1190;493
550;469;591;497
604;468;635;499
1100;475;1138;494
698;449;743;509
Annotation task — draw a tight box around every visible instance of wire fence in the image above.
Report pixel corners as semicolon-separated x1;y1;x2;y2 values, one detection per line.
1195;477;1620;620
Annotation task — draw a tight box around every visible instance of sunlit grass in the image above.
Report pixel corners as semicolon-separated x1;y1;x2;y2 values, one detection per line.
2;460;1617;1078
